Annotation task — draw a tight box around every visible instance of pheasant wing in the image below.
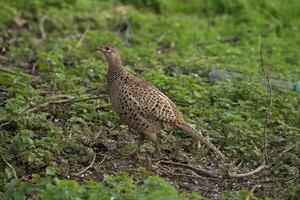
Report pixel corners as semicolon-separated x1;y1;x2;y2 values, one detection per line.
124;76;182;123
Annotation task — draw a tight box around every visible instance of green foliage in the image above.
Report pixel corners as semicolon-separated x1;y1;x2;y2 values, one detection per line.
222;189;260;200
0;0;299;199
3;173;198;200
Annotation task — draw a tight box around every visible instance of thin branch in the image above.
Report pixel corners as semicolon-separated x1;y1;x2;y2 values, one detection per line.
39;16;49;40
76;26;89;48
159;160;222;179
107;124;120;133
229;161;266;178
26;95;108;113
157;163;206;180
1;155;18;179
257;175;299;184
0;68;17;75
228;41;272;179
31;61;38;75
260;41;273;164
0;120;12;128
271;141;300;166
74;153;97;176
156;30;172;43
99;155;107;165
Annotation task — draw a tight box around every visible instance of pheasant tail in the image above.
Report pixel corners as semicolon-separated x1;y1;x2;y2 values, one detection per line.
176;122;226;159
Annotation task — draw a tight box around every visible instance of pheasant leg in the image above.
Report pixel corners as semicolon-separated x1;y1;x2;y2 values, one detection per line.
154;141;163;159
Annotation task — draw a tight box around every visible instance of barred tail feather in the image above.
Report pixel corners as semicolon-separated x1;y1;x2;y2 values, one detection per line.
176;122;226;159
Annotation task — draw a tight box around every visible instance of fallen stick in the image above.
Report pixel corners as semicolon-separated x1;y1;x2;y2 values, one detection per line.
227;41;272;179
271;141;300;166
159;160;222;179
228;161;266;178
1;155;18;179
76;26;89;48
39;16;49;40
26;95;108;113
74;153;97;176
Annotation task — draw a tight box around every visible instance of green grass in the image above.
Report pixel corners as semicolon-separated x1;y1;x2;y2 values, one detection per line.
0;0;299;199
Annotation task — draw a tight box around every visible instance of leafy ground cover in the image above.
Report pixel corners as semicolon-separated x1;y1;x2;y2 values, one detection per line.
0;0;299;199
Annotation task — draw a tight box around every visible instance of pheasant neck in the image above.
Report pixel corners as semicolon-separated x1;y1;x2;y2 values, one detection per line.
107;55;125;76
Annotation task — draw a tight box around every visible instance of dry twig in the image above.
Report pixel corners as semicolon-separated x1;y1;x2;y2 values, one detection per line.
0;120;12;128
39;16;49;40
74;153;97;176
26;95;108;113
76;26;89;48
0;68;17;75
0;99;8;106
271;141;300;166
31;61;38;75
229;161;266;178
1;155;18;179
159;160;222;179
157;163;206;180
156;30;171;43
260;41;273;163
228;41;272;178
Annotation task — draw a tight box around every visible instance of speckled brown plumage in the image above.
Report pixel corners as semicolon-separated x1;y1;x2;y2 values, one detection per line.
97;44;225;159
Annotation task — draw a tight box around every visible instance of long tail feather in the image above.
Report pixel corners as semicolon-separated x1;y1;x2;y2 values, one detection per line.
176;122;226;159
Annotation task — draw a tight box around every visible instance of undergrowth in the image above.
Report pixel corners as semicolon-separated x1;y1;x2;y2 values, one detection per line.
0;0;299;199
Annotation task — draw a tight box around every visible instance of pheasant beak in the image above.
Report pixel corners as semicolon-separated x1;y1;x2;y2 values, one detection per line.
95;46;105;52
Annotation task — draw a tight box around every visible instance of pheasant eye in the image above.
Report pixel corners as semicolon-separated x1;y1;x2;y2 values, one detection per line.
105;47;110;51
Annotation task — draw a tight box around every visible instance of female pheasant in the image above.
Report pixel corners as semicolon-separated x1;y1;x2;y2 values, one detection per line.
97;44;225;159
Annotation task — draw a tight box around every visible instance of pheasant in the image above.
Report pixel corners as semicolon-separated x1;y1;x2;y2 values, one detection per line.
96;44;225;159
